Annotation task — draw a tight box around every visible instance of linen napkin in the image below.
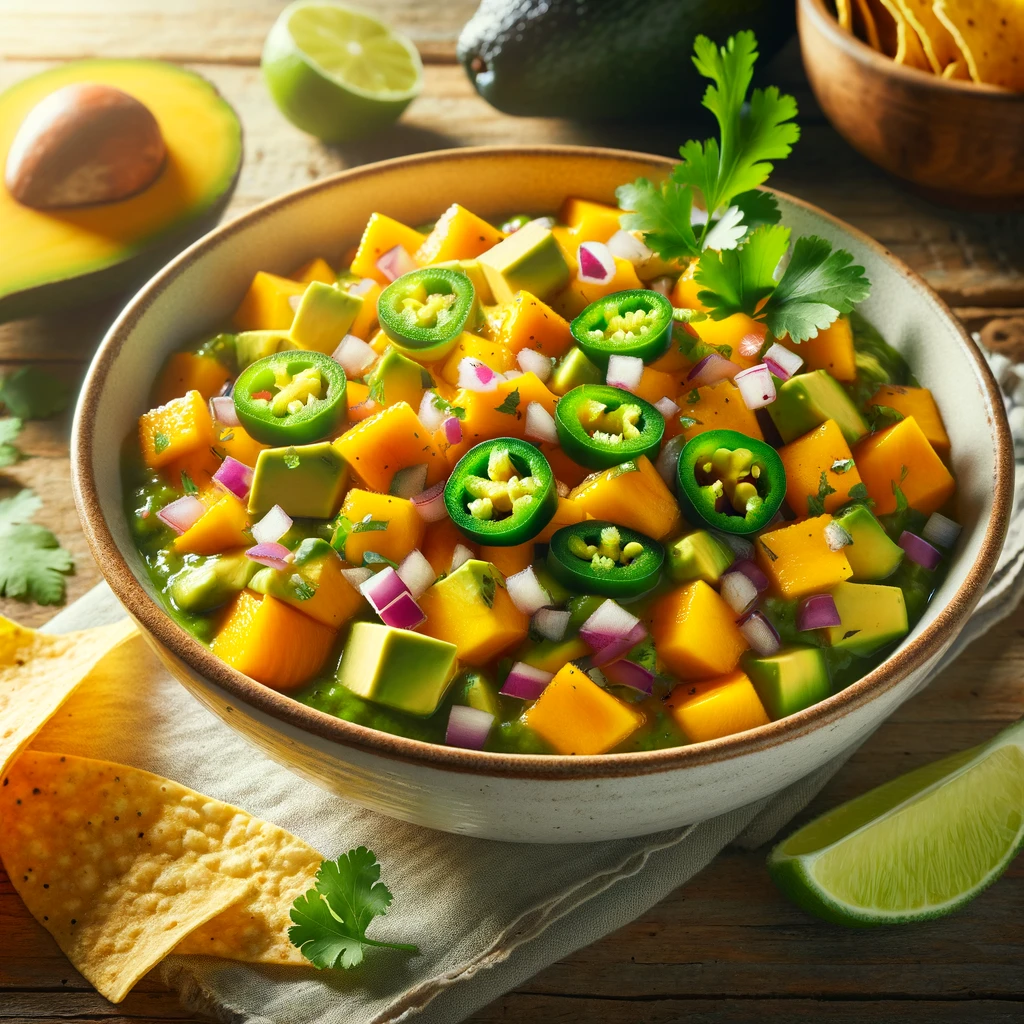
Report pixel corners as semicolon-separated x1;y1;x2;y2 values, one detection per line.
34;350;1024;1024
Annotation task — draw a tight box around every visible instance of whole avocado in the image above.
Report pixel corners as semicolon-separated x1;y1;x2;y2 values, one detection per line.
457;0;794;119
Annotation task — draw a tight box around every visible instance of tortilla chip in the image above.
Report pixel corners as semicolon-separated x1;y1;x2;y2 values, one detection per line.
837;0;854;31
0;753;324;1002
941;58;971;79
0;616;138;777
864;0;901;56
894;0;965;71
854;0;883;50
876;0;933;68
934;0;1024;89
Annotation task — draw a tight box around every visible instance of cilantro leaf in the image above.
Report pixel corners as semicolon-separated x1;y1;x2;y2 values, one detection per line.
892;465;910;514
432;393;466;420
494;388;521;416
695;224;790;321
288;848;418;970
480;572;496;609
362;551;398;568
0;366;70;420
731;189;781;235
0;488;42;527
831;458;854;475
352;518;388;534
869;404;905;430
807;470;837;517
616;178;700;261
0;520;74;604
153;431;170;455
0;417;22;469
846;482;875;508
180;471;198;495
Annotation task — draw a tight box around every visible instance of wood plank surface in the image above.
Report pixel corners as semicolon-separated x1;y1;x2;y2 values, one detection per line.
0;1;1022;1021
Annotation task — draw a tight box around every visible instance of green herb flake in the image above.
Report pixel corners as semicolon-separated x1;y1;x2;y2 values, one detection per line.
480;572;497;609
0;488;74;605
0;366;70;420
831;458;854;475
353;517;389;534
807;470;837;517
0;417;22;469
686;389;701;404
870;404;905;430
283;447;301;469
180;471;198;496
892;465;910;513
846;481;875;508
420;369;436;389
292;577;317;602
494;388;521;416
362;551;398;568
432;393;466;420
679;416;703;430
153;431;171;455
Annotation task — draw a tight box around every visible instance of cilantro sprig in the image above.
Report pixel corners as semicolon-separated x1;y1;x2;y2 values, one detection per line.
288;847;419;970
0;488;74;605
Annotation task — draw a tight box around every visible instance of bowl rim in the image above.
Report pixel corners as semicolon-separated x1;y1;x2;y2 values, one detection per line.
72;144;1014;782
798;0;1022;99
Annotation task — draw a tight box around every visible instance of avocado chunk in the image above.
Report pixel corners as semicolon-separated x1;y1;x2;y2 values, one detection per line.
833;505;904;580
337;622;458;716
823;582;909;655
667;529;735;584
433;258;495;305
235;330;295;370
453;669;501;717
248;441;350;519
289;281;363;354
477;222;569;304
744;645;831;720
248;538;334;601
549;346;603;396
366;347;432;408
168;554;256;613
768;370;869;445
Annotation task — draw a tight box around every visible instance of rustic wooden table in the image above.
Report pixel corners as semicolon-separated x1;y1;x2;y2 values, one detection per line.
1;2;1023;1021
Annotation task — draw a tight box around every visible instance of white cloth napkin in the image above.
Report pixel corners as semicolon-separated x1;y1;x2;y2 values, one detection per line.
38;351;1024;1024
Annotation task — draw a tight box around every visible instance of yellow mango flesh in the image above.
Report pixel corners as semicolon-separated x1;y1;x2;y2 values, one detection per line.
232;271;305;332
569;455;681;540
652;580;748;680
779;419;863;517
139;389;215;470
497;290;573;358
756;515;854;599
173;494;249;556
350;213;425;283
417;203;505;263
338;489;424;566
666;671;770;743
867;385;950;456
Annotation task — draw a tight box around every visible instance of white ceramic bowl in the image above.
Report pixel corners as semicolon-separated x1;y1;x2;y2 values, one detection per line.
72;147;1013;843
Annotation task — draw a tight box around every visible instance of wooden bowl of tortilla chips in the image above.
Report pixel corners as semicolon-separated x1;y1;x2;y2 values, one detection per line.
798;0;1024;205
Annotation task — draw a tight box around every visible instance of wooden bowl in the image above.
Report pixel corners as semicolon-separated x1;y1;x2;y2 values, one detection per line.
798;0;1024;206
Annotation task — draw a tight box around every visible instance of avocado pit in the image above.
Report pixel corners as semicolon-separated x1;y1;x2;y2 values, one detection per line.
5;82;166;209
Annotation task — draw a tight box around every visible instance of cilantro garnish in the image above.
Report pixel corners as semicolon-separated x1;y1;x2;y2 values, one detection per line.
283;447;301;469
831;458;854;475
480;572;496;609
0;418;22;468
869;404;905;430
288;847;418;970
368;375;386;406
892;465;910;513
494;388;521;416
679;416;702;429
363;551;398;568
432;393;466;420
353;518;388;534
846;482;875;508
0;488;74;605
807;470;837;517
0;366;70;420
686;389;701;404
420;369;436;389
153;430;171;455
180;471;198;495
291;577;317;602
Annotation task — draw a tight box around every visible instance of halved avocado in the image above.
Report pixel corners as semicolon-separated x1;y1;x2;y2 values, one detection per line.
0;60;242;322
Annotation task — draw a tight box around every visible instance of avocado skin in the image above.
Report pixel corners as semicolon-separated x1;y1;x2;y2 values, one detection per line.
457;0;794;119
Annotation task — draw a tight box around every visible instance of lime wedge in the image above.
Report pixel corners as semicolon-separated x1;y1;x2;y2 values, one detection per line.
262;0;423;143
768;718;1024;925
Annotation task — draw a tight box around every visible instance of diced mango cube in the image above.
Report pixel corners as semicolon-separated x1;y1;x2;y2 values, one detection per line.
782;315;856;382
652;580;748;680
558;197;624;244
440;332;514;386
337;489;424;567
173;493;249;555
497;290;572;359
569;455;681;540
867;385;950;457
553;256;644;318
416;203;505;263
153;352;230;407
350;213;425;283
232;271;305;332
291;257;335;285
670;380;763;442
666;671;770;742
139;390;215;470
756;515;853;599
779;419;863;517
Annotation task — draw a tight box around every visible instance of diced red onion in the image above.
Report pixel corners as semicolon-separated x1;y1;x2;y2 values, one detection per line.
411;481;448;523
502;370;523;382
648;275;674;297
729;558;769;593
607;354;644;392
556;480;570;498
389;463;428;499
734;363;776;410
714;531;755;560
443;416;463;445
824;520;853;552
379;591;426;630
738;332;766;359
157;494;205;535
654;396;680;419
532;607;570;642
458;358;498;393
332;334;377;377
602;658;655;694
577;241;616;284
359;566;411;614
500;662;553;700
606;229;653;265
506;565;551;616
591;623;648;666
524;402;558;443
417;391;445;431
396;548;435;600
451;544;474;573
376;245;417;282
763;342;803;381
341;566;374;588
445;704;494;749
349;277;377;297
720;570;758;615
923;512;961;549
687;353;741;387
738;610;781;656
899;531;942;571
209;395;240;427
581;600;644;655
656;434;686;487
797;593;842;630
245;542;292;572
212;456;253;501
517;348;552;382
252;504;292;545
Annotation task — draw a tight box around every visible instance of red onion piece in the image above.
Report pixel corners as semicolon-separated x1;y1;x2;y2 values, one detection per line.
824;520;853;552
606;229;652;265
396;548;435;600
738;610;781;656
591;622;648;666
720;570;758;615
450;543;474;573
602;658;655;694
687;353;741;388
251;504;292;545
556;479;570;498
157;494;205;535
359;566;411;614
245;542;292;572
738;331;766;359
376;245;416;282
729;558;769;593
577;241;615;284
411;481;448;523
418;390;445;431
607;354;644;392
212;456;253;501
517;347;552;381
654;396;680;418
656;434;686;487
379;591;426;630
506;565;551;616
458;357;498;392
332;334;377;376
389;463;428;499
763;342;803;380
524;401;558;443
899;531;942;571
797;593;842;630
341;566;374;588
714;531;755;561
209;395;240;427
445;704;494;749
580;599;642;651
532;607;570;642
734;363;776;410
348;277;377;297
443;416;463;445
500;662;553;701
648;275;674;297
922;512;961;549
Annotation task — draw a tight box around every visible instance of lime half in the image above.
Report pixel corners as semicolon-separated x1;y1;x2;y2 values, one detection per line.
768;718;1024;925
262;1;423;143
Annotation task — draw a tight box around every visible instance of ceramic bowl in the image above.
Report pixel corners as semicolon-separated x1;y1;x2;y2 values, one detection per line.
798;0;1024;206
72;147;1013;843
